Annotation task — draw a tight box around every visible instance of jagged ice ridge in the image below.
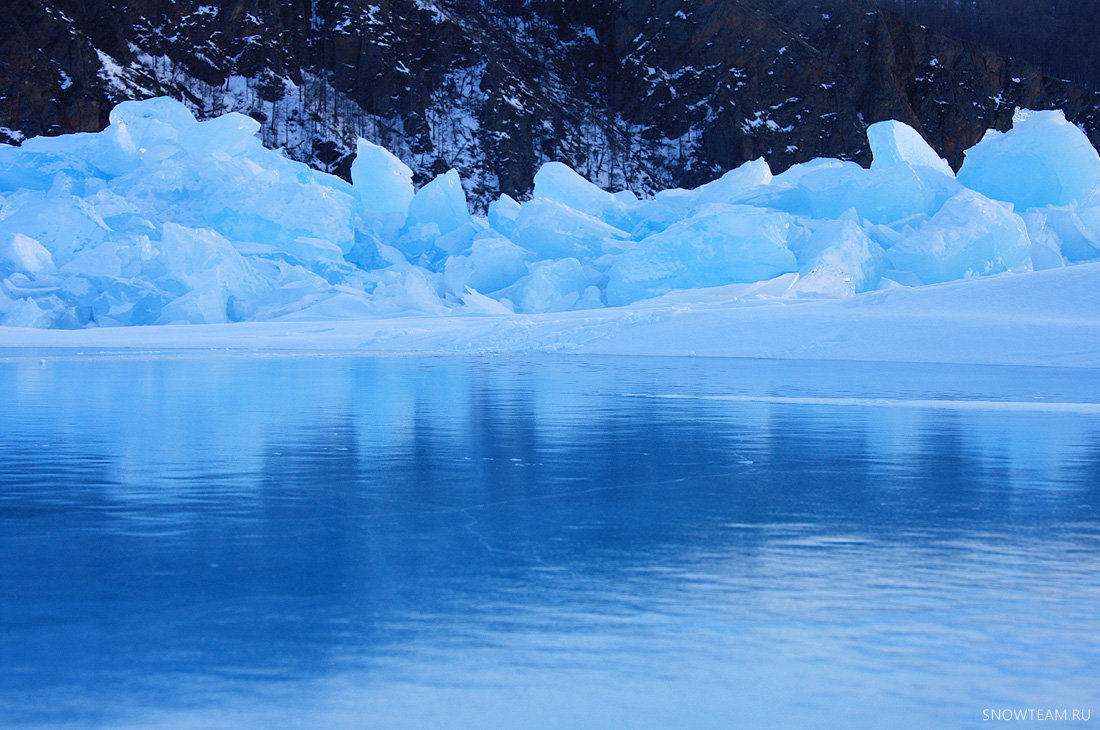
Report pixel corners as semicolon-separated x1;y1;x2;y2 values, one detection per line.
1;97;1099;329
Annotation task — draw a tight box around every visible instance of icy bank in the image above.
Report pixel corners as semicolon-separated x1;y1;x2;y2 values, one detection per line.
4;261;1100;368
1;98;1099;330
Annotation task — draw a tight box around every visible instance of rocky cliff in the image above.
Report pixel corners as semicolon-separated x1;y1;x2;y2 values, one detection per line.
3;0;1098;208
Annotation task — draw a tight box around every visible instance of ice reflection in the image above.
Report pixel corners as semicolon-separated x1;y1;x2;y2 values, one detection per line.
1;355;1099;728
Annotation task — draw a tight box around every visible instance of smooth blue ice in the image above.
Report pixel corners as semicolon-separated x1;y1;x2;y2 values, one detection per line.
2;355;1099;729
442;232;530;295
404;168;472;238
2;97;1100;327
486;193;521;237
496;256;602;313
691;158;773;205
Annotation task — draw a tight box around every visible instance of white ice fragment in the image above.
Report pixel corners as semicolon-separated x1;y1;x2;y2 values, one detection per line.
460;287;514;314
364;265;447;315
0;233;56;276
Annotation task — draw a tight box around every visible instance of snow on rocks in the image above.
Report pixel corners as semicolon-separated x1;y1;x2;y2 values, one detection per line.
1;96;1099;329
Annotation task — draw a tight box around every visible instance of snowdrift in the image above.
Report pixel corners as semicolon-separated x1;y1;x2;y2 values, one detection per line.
2;97;1099;329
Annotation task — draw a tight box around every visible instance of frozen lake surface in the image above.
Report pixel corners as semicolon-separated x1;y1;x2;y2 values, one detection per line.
2;355;1099;728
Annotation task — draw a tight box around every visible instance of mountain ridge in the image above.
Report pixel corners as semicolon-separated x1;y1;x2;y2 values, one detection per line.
2;0;1098;209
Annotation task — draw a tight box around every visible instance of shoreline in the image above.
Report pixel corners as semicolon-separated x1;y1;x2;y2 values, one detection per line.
2;262;1100;368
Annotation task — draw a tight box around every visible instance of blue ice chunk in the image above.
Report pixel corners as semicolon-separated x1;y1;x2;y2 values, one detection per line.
351;138;414;234
796;163;961;225
867;120;954;176
0;192;112;263
691;158;773;206
443;232;531;295
741;157;958;226
1077;189;1100;257
405;169;471;238
0;293;57;328
770;158;861;187
606;206;798;305
789;214;890;296
1024;207;1100;263
488;194;522;237
509;198;631;260
497;257;602;313
179;113;262;157
1021;210;1070;271
958;109;1100;210
108;97;197;134
886;190;1032;284
532;162;637;229
632;159;773;237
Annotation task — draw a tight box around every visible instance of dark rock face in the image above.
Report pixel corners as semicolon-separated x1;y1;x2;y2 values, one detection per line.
2;0;1098;209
